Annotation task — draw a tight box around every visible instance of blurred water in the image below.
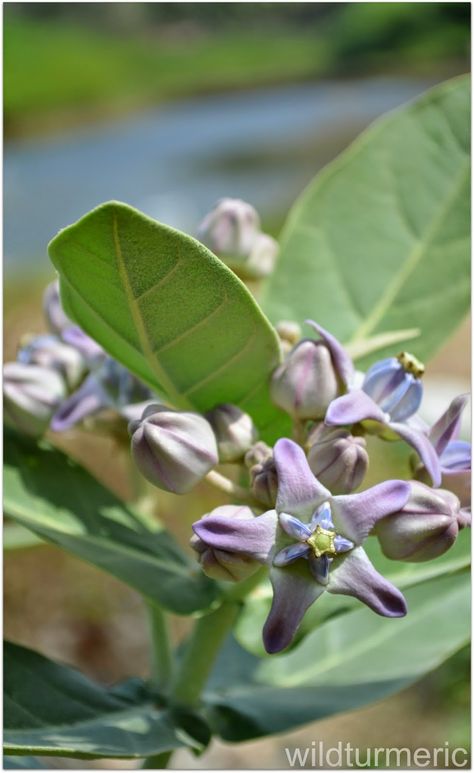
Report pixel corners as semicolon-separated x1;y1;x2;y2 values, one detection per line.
4;76;432;279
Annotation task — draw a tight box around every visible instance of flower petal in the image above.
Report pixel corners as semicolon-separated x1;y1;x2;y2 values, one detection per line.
308;555;331;585
441;439;471;471
263;564;325;653
390;421;441;487
328;547;407;617
274;438;330;518
192;508;277;561
50;375;109;431
332;480;411;544
310;501;334;530
325;390;387;426
279;512;312;540
333;535;354;553
384;377;422;422
273;543;310;567
430;394;470;455
305;320;355;387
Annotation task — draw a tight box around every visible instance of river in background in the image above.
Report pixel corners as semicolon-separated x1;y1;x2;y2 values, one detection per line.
4;76;433;281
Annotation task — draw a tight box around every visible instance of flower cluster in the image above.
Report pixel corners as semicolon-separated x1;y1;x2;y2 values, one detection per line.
192;320;470;653
5;199;470;658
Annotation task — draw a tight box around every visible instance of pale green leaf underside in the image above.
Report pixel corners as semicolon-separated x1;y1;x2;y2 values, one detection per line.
261;75;470;366
4;642;199;759
48;201;283;435
4;431;218;615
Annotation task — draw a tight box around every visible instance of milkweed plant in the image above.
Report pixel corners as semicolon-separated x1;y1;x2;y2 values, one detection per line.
4;76;471;766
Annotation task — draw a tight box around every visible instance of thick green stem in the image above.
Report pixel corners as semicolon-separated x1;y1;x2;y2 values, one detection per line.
171;601;239;707
146;601;174;692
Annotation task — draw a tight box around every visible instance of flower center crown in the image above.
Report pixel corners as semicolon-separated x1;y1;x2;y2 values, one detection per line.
397;351;425;379
306;524;337;558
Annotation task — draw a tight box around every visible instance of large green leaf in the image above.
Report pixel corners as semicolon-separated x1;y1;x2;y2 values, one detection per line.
4;642;206;759
4;431;218;615
261;76;470;366
48;201;284;437
204;573;469;741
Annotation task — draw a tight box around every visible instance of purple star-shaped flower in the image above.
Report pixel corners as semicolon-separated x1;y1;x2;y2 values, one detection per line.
193;438;410;654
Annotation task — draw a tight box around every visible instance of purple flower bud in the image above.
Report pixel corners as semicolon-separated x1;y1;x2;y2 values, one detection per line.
307;425;368;494
129;404;218;494
4;362;66;437
242;233;278;279
271;339;340;420
197;198;260;261
375;481;462;562
205;403;258;463
362;353;424;422
244;441;273;468
250;456;279;507
192;505;275;581
18;334;86;391
191;506;263;581
43;280;71;334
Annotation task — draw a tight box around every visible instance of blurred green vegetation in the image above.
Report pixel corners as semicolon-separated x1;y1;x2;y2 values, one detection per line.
4;2;470;138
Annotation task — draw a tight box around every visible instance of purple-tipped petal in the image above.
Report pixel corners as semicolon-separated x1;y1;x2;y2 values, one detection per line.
391;422;441;487
333;535;354;553
273;543;310;567
332;480;411;544
384;378;423;422
50;375;109;431
192;508;277;561
440;440;471;471
278;512;311;541
363;358;404;404
274;438;330;518
305;320;355;387
263;564;325;653
328;547;407;617
430;394;470;455
308;555;331;585
310;501;334;530
325;390;387;427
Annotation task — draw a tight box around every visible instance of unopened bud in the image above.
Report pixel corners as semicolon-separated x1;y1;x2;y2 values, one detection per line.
197;198;260;261
250;457;278;507
241;233;278;279
270;339;340;420
244;441;273;468
129;404;218;494
18;334;86;391
307;425;368;494
375;481;462;562
4;362;66;436
206;403;258;463
191;505;265;581
275;320;301;356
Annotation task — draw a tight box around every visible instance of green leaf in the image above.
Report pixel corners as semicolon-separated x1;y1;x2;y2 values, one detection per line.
205;573;470;741
4;756;48;768
4;430;218;615
4;642;205;759
48;201;284;437
261;76;470;366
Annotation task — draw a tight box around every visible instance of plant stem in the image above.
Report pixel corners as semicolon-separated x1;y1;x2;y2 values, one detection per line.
146;601;174;692
171;601;239;707
205;469;258;505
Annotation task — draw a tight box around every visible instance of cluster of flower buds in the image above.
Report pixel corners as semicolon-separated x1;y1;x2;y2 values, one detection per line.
4;279;152;437
197;198;279;279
